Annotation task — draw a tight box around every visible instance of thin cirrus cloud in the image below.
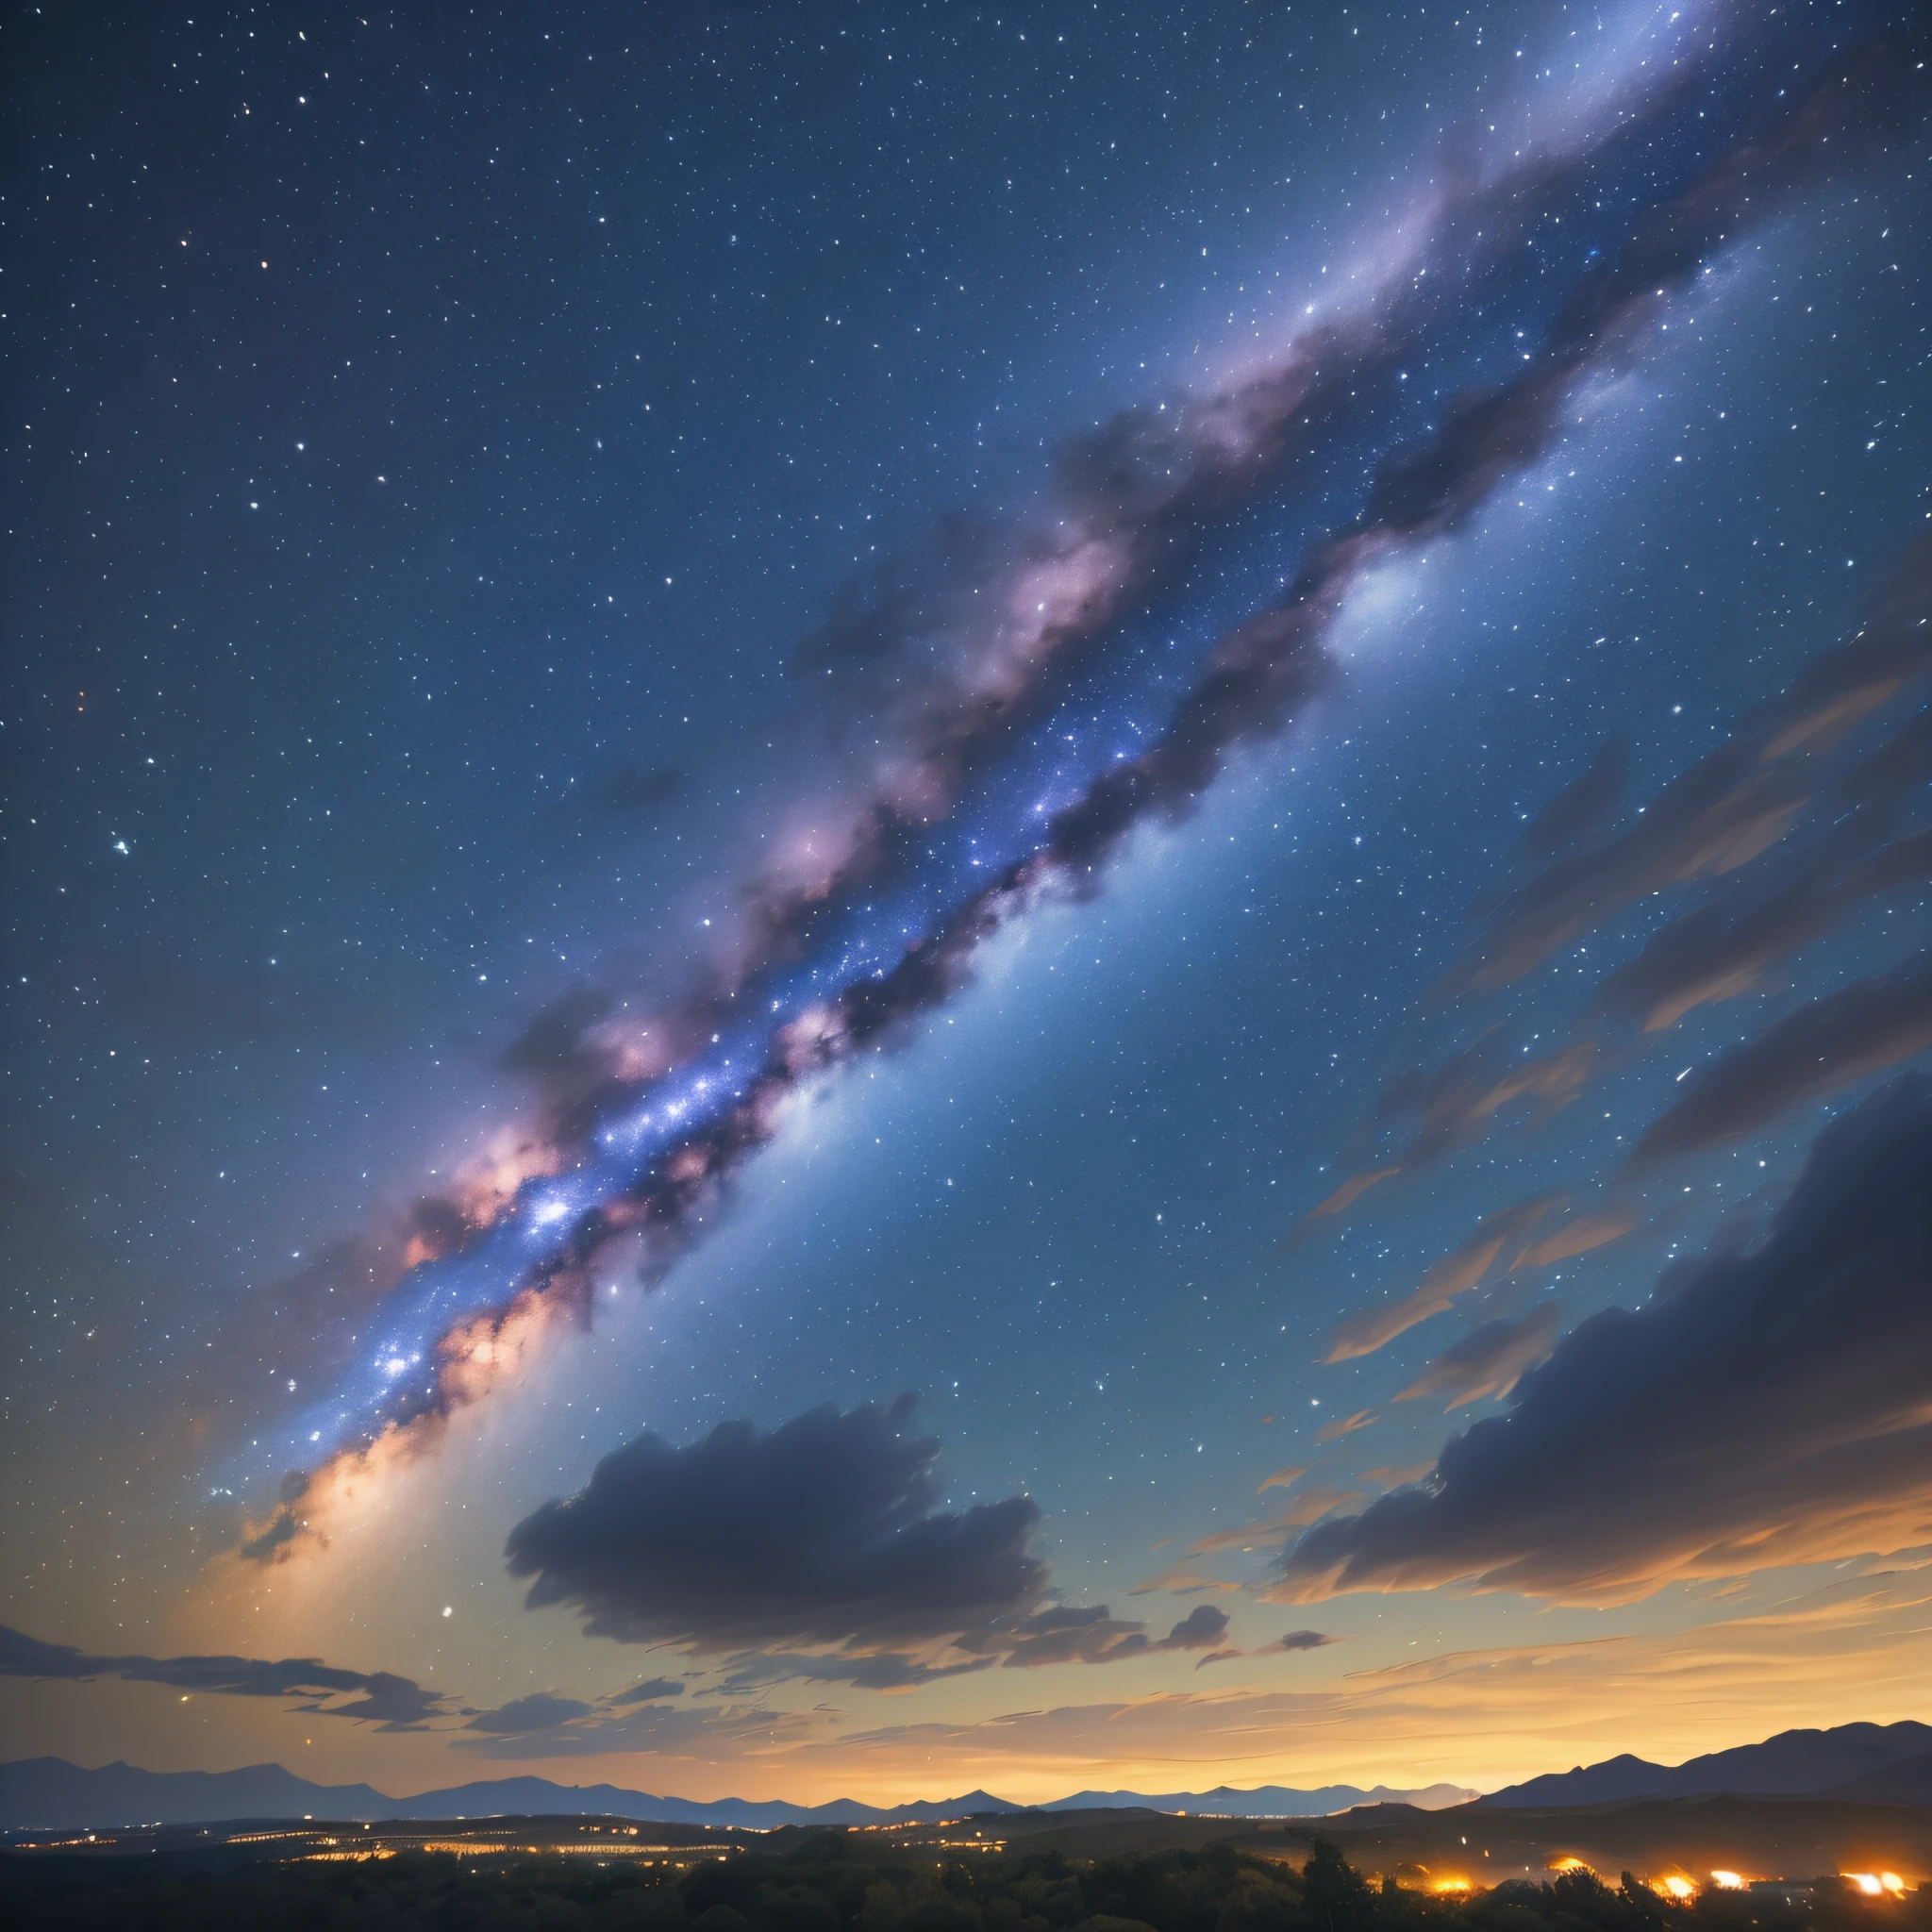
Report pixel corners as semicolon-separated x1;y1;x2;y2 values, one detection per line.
1594;826;1932;1034
1624;962;1932;1171
1180;1487;1370;1558
1508;1204;1642;1272
1393;1302;1564;1410
1430;540;1932;1009
1321;1194;1559;1362
1278;531;1929;1330
1269;1074;1932;1606
461;1692;594;1736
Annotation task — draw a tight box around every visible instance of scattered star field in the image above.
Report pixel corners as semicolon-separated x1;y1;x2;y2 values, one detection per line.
3;1;1929;1805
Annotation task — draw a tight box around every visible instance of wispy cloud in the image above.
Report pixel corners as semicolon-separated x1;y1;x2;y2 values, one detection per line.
1274;1076;1932;1605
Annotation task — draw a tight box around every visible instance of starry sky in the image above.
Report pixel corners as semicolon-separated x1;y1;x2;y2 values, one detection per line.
4;0;1930;1807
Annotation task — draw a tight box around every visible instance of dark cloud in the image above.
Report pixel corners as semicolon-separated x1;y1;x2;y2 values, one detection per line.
1394;1304;1563;1410
0;1624;450;1729
1274;1630;1341;1652
463;1691;594;1734
1270;1075;1932;1605
454;1698;820;1762
1156;1605;1231;1652
504;1394;1046;1653
1625;959;1932;1170
1517;739;1627;865
713;1650;995;1692
1596;825;1932;1034
994;1604;1151;1669
496;1378;1244;1690
609;1676;685;1704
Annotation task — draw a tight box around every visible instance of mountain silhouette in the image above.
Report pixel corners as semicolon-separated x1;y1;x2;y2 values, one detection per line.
1478;1722;1932;1807
0;1760;1468;1832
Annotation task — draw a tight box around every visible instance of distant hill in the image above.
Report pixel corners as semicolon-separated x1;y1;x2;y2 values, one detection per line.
1042;1784;1477;1816
0;1759;1472;1833
0;1758;393;1830
390;1782;1026;1830
0;1760;1024;1831
9;1721;1926;1832
1825;1747;1932;1806
1478;1722;1932;1808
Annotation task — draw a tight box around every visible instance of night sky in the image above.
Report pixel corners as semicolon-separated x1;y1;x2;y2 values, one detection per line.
4;0;1929;1806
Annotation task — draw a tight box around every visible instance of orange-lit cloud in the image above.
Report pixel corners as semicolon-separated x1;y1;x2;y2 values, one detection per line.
1625;964;1932;1171
1511;1207;1640;1272
1324;1195;1557;1362
1395;1304;1563;1409
795;1568;1932;1805
1183;1489;1369;1557
1315;1409;1379;1444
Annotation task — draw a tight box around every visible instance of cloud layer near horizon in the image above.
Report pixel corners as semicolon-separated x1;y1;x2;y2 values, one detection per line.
775;1565;1932;1799
0;1625;451;1730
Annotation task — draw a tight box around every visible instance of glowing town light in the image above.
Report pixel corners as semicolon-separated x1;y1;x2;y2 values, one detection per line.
1710;1873;1744;1890
1880;1876;1906;1896
1660;1877;1696;1900
1431;1879;1472;1894
1845;1875;1884;1897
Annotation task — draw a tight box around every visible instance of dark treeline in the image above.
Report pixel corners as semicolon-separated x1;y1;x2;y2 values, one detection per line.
3;1832;1924;1932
